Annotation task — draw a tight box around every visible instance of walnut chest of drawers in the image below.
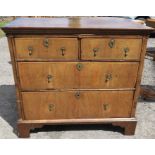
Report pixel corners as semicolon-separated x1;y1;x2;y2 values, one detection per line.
2;17;153;138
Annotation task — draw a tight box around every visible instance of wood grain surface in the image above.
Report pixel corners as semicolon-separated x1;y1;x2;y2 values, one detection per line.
22;91;134;120
18;62;139;90
3;17;151;137
81;38;142;60
2;17;153;35
15;37;78;60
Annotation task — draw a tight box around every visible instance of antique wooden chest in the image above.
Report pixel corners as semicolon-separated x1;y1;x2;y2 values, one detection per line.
2;17;153;138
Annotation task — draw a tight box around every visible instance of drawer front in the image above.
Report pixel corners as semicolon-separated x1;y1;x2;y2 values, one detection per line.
22;91;134;120
15;38;78;60
81;38;142;60
18;62;139;90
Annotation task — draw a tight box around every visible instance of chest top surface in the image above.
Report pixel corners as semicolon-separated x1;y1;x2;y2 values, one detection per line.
2;17;154;35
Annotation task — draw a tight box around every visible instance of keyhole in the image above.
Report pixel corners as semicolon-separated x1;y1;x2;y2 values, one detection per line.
75;92;80;99
48;104;54;111
103;104;109;111
60;47;66;56
124;47;129;57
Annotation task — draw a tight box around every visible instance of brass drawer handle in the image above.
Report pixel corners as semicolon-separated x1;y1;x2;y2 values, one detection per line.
105;73;112;82
109;39;115;48
48;104;54;111
28;46;33;56
60;47;66;56
43;38;49;48
47;75;53;83
93;48;99;57
76;63;83;71
124;47;129;57
103;103;109;111
75;91;80;99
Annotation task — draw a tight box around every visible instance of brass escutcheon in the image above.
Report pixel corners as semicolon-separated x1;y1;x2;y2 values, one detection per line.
76;63;83;71
103;104;109;111
28;46;33;56
124;47;129;57
109;39;115;48
60;47;66;56
48;104;54;111
47;75;53;83
75;91;80;99
43;38;49;48
105;73;112;82
93;48;99;57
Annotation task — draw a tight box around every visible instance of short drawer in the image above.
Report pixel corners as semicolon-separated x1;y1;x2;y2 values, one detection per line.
15;38;78;60
22;91;134;120
81;38;142;60
18;62;139;90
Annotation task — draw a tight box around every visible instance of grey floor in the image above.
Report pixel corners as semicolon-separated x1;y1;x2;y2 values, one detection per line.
0;37;155;138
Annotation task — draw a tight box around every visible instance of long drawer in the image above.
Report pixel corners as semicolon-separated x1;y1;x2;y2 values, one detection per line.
81;38;142;60
18;62;139;90
22;91;134;120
